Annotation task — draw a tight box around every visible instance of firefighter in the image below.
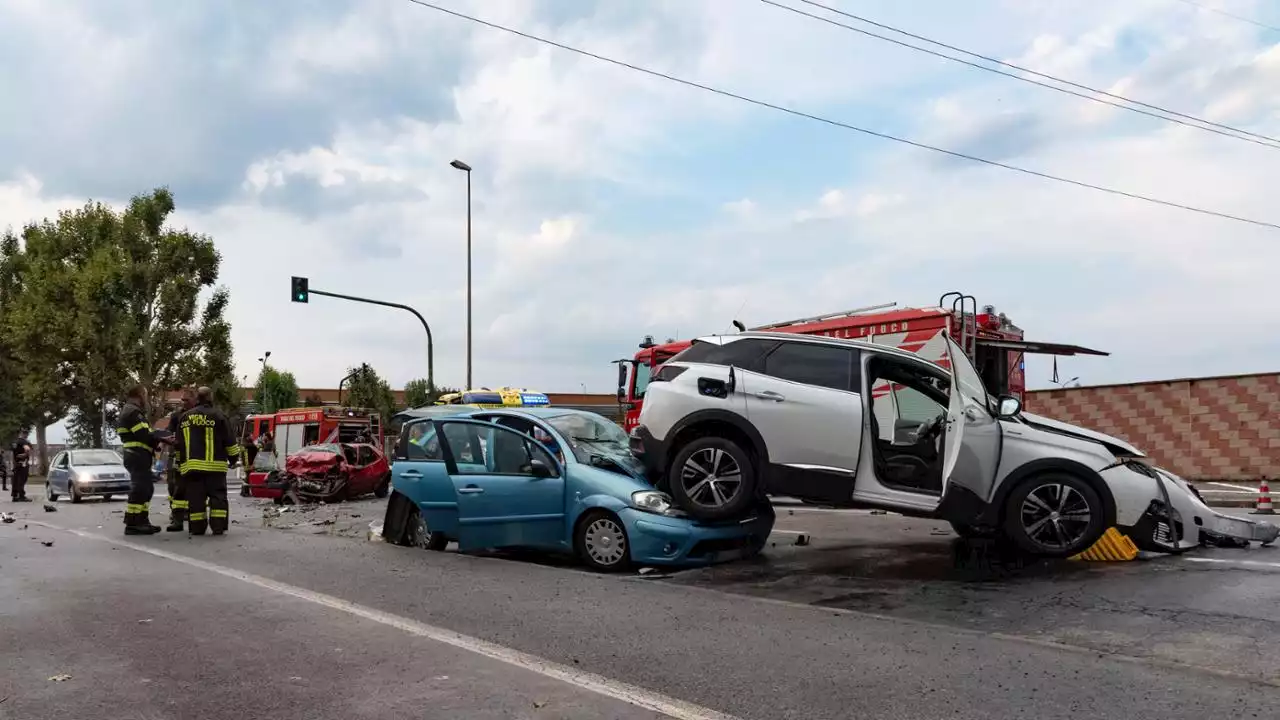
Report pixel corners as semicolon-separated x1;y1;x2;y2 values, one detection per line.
117;384;165;534
176;386;240;536
10;433;32;502
164;387;197;532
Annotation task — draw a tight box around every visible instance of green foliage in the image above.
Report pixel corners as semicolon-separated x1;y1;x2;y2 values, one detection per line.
0;188;236;452
255;365;300;413
403;378;460;408
346;364;397;421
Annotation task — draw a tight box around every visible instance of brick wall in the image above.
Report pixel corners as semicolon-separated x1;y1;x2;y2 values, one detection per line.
1025;372;1280;481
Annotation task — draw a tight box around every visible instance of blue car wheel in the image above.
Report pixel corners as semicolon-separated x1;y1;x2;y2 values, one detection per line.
574;509;631;573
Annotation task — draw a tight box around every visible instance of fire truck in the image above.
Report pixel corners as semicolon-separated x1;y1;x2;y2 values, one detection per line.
615;292;1108;434
242;405;383;470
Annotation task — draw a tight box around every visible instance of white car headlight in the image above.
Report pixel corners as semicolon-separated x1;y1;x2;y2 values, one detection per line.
77;472;93;483
631;490;676;515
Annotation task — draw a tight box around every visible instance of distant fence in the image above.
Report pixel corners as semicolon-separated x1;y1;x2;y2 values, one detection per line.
1025;372;1280;482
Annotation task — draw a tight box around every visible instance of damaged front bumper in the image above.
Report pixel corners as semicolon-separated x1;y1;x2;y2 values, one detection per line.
1115;463;1278;552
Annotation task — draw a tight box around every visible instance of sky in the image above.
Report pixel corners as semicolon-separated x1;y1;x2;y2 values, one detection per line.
3;0;1279;444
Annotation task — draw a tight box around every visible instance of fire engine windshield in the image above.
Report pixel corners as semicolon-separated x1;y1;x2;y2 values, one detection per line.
633;363;652;399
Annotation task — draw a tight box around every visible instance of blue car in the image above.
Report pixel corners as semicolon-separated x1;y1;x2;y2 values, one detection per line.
381;408;775;572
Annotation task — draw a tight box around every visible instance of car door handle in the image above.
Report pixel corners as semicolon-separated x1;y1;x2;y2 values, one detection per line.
753;391;785;402
458;486;485;495
400;470;422;478
964;407;983;421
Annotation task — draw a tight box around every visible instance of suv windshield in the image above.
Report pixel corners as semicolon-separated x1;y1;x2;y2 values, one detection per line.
71;450;121;466
546;413;630;463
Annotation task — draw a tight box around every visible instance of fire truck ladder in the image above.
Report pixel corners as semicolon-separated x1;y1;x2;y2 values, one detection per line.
938;291;978;360
748;302;898;331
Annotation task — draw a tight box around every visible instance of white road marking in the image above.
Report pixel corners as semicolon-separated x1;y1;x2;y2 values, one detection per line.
770;529;809;535
28;522;740;720
1182;557;1280;571
1206;482;1257;493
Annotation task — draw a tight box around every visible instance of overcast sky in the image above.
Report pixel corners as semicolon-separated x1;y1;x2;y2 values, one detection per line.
3;0;1279;439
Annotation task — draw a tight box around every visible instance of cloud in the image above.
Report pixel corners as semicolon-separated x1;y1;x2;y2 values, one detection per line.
3;0;1280;436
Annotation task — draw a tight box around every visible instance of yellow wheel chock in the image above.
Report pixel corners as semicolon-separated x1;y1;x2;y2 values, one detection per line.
1069;527;1138;562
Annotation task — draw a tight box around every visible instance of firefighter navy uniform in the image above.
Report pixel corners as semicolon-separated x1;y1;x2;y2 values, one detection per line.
176;402;241;535
164;406;189;532
117;401;163;534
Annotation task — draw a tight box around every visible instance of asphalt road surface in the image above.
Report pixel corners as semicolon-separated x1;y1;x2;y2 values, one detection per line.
3;494;1279;719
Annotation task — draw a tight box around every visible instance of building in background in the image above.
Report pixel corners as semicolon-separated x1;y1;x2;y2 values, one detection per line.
1026;372;1280;482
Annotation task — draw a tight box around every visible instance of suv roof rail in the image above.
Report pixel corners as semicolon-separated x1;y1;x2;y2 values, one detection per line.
748;302;898;331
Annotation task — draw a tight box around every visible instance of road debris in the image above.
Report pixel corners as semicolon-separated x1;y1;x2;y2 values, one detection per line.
137;618;153;624
793;533;811;546
48;674;72;682
1;512;14;524
870;509;888;515
43;503;57;512
367;520;384;542
40;540;54;547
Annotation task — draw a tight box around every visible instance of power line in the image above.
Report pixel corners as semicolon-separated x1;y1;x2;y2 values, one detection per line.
773;0;1280;150
401;0;1280;232
1171;0;1280;33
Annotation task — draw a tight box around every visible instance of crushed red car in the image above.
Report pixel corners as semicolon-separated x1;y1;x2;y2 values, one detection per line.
244;443;391;504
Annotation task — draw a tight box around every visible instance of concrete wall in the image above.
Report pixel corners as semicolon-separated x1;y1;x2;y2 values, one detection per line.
1025;372;1280;481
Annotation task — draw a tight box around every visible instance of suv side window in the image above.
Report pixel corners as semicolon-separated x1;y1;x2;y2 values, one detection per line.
761;342;857;392
670;339;778;370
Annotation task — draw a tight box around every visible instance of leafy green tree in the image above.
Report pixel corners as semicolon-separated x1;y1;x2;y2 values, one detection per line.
4;189;237;449
255;366;300;414
403;378;459;408
346;364;397;422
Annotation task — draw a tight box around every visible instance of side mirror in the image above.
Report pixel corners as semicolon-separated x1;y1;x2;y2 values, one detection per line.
529;458;555;478
996;395;1022;419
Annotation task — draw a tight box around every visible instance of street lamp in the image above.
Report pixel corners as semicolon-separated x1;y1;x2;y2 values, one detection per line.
450;159;473;390
258;350;271;370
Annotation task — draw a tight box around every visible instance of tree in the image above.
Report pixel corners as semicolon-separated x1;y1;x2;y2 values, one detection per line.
346;364;397;422
3;188;236;450
403;378;458;408
1;228;72;466
302;391;326;407
255;366;299;414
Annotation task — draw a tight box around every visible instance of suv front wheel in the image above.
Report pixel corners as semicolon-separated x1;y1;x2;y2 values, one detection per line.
667;436;758;521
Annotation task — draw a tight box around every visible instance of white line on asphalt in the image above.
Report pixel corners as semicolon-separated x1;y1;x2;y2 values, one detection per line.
1182;557;1280;571
1207;482;1257;493
770;529;808;535
28;522;740;720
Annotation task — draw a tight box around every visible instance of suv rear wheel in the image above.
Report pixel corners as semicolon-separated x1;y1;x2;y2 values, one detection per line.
667;436;758;521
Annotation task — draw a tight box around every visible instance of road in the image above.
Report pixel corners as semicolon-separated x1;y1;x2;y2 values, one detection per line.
3;493;1279;719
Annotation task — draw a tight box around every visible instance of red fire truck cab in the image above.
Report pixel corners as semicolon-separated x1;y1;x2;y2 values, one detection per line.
616;293;1107;434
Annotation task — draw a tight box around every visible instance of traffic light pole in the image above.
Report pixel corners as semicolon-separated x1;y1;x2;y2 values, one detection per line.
306;289;434;391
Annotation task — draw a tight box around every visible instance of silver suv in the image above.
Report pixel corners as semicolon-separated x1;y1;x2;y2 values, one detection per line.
631;331;1249;558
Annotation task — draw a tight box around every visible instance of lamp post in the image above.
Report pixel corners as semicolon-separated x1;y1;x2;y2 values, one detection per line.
257;351;271;371
449;159;473;390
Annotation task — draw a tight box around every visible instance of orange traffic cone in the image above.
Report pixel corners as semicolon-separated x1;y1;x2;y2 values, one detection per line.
1252;478;1275;515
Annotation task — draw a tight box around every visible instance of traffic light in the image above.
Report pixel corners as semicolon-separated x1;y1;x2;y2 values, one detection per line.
291;276;309;303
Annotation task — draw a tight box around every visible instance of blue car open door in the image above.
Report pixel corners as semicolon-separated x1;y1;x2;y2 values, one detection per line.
433;419;566;551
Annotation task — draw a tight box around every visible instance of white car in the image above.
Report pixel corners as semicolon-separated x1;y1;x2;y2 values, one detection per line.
631;331;1277;557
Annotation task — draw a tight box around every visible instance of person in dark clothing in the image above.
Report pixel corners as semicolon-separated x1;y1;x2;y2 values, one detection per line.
1;449;8;492
10;434;32;501
259;432;275;454
118;385;167;534
176;386;240;536
164;387;197;532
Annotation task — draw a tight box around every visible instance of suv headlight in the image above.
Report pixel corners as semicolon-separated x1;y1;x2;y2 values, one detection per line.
631;490;678;516
77;472;94;483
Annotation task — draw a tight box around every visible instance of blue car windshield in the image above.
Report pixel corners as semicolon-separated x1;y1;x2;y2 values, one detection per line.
545;414;629;464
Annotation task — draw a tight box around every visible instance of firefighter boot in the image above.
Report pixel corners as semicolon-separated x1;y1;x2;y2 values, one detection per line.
166;497;188;532
124;506;161;536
